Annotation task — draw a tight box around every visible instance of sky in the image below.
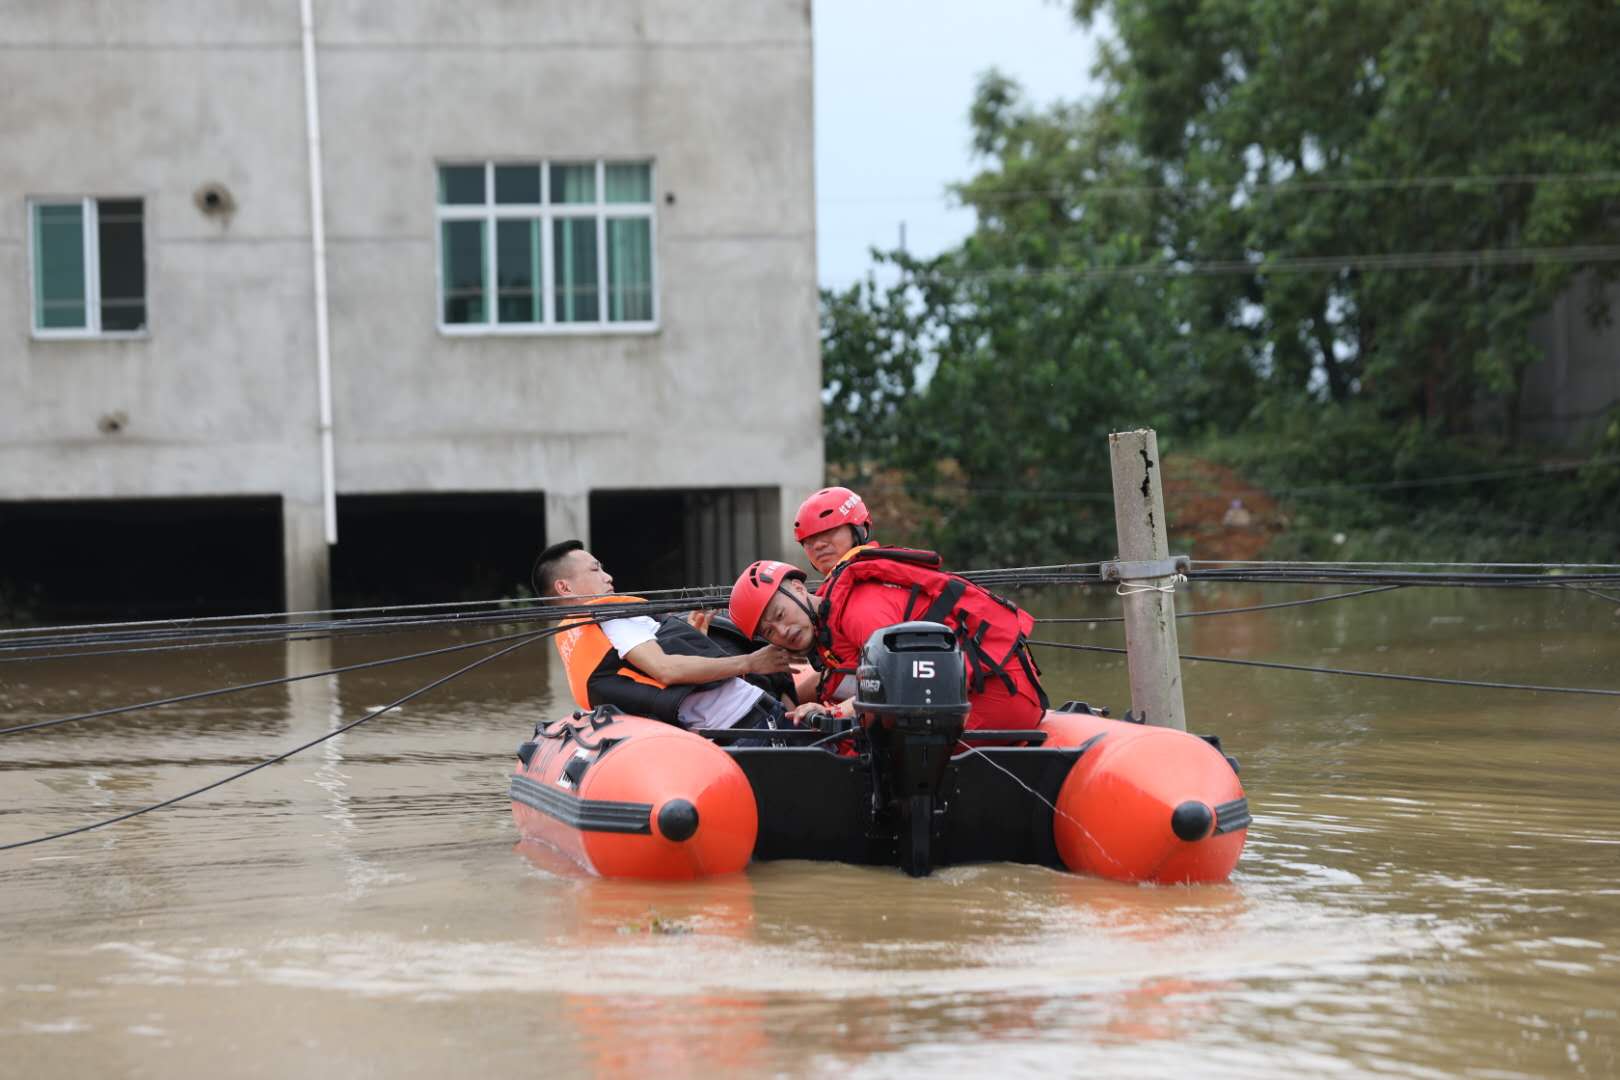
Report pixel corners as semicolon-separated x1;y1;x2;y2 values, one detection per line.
813;0;1103;289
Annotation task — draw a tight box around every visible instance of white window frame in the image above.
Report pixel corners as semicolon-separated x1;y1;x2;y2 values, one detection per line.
26;196;148;340
434;159;659;337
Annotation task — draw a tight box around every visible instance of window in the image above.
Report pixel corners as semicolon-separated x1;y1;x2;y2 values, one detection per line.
29;198;147;336
435;160;656;333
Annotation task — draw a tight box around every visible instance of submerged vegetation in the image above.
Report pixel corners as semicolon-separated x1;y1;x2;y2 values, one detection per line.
822;0;1620;566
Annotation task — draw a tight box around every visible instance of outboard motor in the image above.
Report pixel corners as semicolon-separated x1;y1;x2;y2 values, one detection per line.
854;621;970;877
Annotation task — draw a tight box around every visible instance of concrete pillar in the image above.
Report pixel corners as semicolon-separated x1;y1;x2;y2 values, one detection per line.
545;490;591;549
730;489;759;579
761;485;787;565
697;492;719;584
282;495;331;614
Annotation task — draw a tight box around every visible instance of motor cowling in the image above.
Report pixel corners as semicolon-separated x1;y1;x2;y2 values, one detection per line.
854;621;970;732
854;621;970;877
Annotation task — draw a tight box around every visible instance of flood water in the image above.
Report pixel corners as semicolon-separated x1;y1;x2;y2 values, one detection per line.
2;583;1618;1078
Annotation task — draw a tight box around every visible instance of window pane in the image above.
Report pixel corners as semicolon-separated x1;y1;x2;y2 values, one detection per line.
494;165;540;204
97;199;146;332
438;164;485;205
606;217;653;322
34;203;87;329
605;163;651;204
496;219;539;323
441;219;486;323
549;163;595;204
552;217;599;322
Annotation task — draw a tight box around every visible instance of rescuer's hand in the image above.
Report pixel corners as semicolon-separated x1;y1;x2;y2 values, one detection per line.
744;644;794;676
686;609;713;635
788;702;828;726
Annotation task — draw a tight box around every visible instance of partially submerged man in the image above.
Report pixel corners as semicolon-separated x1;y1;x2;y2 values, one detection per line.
535;540;795;739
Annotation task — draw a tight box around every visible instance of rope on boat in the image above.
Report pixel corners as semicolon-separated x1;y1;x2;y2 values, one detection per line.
1027;640;1620;697
0;629;555;852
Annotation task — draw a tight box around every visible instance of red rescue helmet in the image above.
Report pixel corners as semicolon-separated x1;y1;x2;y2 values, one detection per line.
729;559;806;638
793;486;872;543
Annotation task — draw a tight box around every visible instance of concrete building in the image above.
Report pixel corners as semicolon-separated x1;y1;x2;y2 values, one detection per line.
1522;272;1620;449
0;0;822;619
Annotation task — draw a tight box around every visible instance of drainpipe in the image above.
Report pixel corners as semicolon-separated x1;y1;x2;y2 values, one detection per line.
299;0;338;546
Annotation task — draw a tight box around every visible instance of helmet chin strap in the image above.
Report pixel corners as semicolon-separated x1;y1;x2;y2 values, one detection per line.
783;585;820;628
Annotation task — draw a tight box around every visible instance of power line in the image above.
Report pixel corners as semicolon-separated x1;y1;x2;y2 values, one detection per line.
856;455;1619;505
1027;639;1620;697
900;244;1620;285
1036;584;1403;624
820;169;1620;206
0;630;554;853
0;627;550;737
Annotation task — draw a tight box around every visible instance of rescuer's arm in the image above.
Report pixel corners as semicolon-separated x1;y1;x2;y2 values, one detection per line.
622;640;794;686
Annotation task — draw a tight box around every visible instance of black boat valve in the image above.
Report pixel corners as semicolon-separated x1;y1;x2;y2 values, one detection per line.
854;621;971;878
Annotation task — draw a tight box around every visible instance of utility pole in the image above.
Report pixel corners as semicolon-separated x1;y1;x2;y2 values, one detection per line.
1105;429;1189;730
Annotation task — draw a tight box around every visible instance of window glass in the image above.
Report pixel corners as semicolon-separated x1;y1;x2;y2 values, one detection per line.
97;199;146;332
496;219;539;323
606;217;653;322
441;219;486;323
549;164;596;204
34;203;87;329
494;165;540;205
604;163;652;204
438;165;485;205
552;217;599;322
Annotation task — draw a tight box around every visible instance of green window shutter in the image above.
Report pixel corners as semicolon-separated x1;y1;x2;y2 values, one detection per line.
34;202;87;330
606;217;652;322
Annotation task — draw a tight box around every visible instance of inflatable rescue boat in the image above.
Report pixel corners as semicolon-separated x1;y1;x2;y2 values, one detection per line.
510;621;1249;882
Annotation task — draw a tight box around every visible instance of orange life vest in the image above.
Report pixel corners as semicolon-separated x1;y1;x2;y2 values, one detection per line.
553;596;730;724
555;596;665;708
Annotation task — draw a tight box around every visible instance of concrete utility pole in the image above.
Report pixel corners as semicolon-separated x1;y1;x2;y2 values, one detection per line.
1106;429;1189;730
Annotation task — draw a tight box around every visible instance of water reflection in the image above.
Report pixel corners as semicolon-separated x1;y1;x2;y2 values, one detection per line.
1;584;1617;1077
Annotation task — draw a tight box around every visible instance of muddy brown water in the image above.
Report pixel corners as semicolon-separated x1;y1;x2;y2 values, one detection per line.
2;584;1617;1078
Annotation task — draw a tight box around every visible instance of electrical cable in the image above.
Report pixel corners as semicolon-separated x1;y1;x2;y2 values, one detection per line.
1567;584;1620;606
1027;639;1620;697
821;169;1620;206
0;629;554;852
853;455;1619;504
1036;584;1403;623
0;592;732;658
0;626;555;737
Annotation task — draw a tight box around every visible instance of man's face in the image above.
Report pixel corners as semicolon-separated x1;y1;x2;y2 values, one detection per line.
801;524;857;575
758;580;815;653
554;550;615;598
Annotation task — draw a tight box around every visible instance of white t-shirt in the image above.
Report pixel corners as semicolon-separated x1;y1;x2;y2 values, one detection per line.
600;616;767;730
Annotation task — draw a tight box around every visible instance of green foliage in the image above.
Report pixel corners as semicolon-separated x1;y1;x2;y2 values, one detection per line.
1199;404;1620;563
820;3;1620;566
819;276;926;486
1072;0;1620;427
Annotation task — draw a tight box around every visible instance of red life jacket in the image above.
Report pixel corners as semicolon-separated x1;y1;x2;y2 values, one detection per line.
813;547;1048;709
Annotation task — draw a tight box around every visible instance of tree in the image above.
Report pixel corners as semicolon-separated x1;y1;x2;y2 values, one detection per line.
1072;0;1620;431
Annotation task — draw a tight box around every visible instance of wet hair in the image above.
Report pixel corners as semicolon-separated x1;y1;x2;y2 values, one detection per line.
532;539;585;596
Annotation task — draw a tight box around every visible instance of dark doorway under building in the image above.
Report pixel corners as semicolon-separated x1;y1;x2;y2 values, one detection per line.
589;488;779;592
331;493;546;608
0;496;283;626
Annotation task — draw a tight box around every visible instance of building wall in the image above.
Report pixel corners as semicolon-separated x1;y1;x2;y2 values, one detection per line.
0;0;823;602
1522;272;1620;449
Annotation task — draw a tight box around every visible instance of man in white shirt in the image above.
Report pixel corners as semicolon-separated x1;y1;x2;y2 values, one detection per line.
535;540;795;740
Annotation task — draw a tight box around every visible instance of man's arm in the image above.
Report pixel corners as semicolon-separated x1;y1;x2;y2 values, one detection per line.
622;639;794;686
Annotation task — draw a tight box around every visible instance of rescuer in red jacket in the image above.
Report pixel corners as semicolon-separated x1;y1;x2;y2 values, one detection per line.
728;549;1048;731
793;485;876;578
